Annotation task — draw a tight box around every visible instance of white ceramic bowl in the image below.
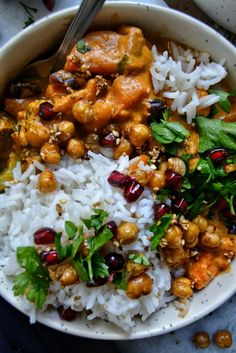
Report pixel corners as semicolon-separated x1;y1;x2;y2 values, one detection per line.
194;0;236;34
1;1;236;340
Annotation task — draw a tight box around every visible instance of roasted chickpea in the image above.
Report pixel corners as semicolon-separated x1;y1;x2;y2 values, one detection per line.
84;133;100;152
26;123;50;147
49;263;78;286
200;227;221;248
148;170;166;191
163;247;189;268
72;100;92;123
192;331;211;348
38;169;57;193
218;235;236;255
116;222;138;245
224;163;236;174
192;215;208;233
113;138;133;159
67;138;85;159
18;127;28;146
126;254;148;276
126;272;153;299
214;330;232;348
58;121;75;141
167;157;186;176
40;142;61;164
183;222;200;245
79;239;90;257
129;124;150;147
165;225;183;249
171;277;193;298
128;169;149;186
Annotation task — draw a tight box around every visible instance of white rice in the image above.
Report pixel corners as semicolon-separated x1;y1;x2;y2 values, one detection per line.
150;42;227;123
0;152;172;331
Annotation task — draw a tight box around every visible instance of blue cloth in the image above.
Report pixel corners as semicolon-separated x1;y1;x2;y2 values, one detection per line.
0;297;120;353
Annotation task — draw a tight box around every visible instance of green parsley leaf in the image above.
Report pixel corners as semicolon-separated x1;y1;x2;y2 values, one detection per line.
76;39;91;54
187;192;206;219
196;116;236;153
209;89;236;113
151;120;189;145
92;253;109;278
13;246;49;309
128;253;150;266
73;257;89;282
117;54;129;74
181;153;193;164
150;214;172;250
65;220;78;239
113;270;127;290
156;188;171;202
55;232;72;260
82;209;109;234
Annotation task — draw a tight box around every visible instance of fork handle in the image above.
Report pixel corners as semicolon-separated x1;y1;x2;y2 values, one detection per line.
54;0;105;70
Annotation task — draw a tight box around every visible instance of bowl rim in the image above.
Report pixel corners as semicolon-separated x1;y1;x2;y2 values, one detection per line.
1;1;236;341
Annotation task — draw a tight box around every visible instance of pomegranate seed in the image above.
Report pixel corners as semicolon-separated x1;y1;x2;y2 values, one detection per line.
87;276;108;287
33;227;56;245
38;102;57;121
206;148;228;164
107;171;131;187
171;197;189;214
58;306;76;321
216;198;228;211
165;170;183;190
40;250;59;265
105;252;125;271
99;221;117;237
123;180;144;202
148;99;166;121
154;203;171;220
222;208;236;222
99;133;117;147
228;224;236;234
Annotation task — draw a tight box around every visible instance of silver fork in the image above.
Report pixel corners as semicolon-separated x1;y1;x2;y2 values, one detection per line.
21;0;105;79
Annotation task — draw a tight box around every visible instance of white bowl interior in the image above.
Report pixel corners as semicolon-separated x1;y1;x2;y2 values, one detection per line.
0;2;236;340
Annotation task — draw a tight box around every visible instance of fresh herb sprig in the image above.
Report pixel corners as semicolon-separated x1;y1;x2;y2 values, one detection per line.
76;39;91;54
13;247;49;309
150;214;172;250
150;118;189;145
209;89;236;113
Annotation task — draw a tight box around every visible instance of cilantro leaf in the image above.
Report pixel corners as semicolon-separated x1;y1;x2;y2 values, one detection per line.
13;246;49;309
76;39;91;54
209;89;236;113
92;253;109;278
55;232;72;260
196;116;236;152
151;120;189;145
156;188;171;202
113;270;127;290
128;253;150;266
150;214;172;250
82;209;109;234
117;54;129;74
65;220;78;239
73;257;89;282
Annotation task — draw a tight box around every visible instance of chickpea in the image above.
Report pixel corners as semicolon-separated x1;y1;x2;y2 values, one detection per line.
224;163;236;174
40;142;61;164
58;121;75;142
84;133;100;152
167;157;186;176
113;138;133;159
200;227;221;248
126;255;148;276
129;124;150;147
183;222;200;246
171;277;193;298
67;138;85;159
128;169;149;186
72;100;92;123
38;170;57;193
165;225;183;249
126;272;153;299
18;127;28;146
163;247;188;268
60;265;78;286
218;235;236;255
116;222;138;245
192;331;211;349
214;330;232;348
148;170;166;191
79;239;90;257
192;215;208;233
26;123;50;147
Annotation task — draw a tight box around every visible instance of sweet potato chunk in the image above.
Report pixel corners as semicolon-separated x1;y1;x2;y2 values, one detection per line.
186;251;229;290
